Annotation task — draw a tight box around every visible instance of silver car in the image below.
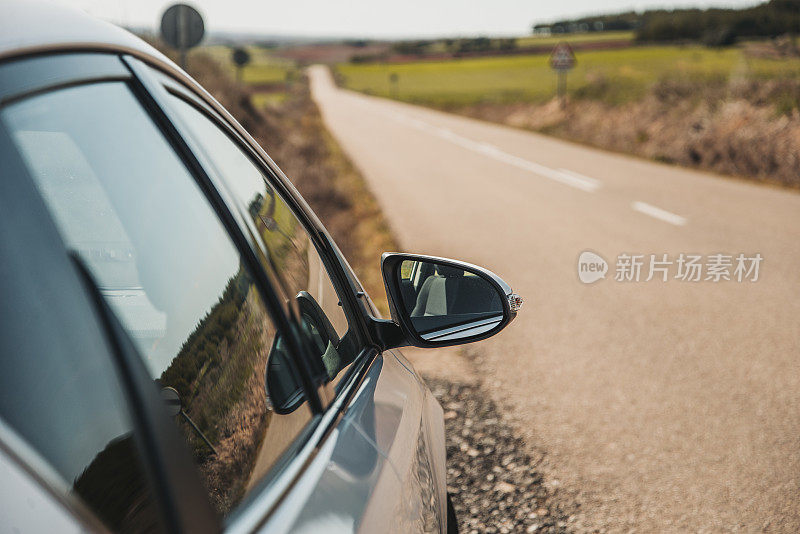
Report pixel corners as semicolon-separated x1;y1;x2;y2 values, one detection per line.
0;2;520;532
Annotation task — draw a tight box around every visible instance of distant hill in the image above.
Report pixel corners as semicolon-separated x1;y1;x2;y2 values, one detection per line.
533;0;800;46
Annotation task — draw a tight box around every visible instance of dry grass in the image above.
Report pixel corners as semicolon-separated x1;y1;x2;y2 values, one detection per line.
456;77;800;189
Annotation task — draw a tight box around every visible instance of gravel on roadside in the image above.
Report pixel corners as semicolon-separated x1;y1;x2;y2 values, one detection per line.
425;378;571;534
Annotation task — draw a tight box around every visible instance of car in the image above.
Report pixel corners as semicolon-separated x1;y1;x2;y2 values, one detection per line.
0;2;522;532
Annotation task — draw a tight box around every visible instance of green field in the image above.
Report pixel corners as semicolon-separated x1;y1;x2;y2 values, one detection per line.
336;45;800;106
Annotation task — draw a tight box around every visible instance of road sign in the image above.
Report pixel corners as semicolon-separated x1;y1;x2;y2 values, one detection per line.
232;47;251;67
549;42;576;71
549;42;576;107
232;47;250;81
160;3;204;68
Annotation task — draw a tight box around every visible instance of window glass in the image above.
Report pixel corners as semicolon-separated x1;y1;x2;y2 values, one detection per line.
2;82;312;518
0;289;159;532
165;94;359;389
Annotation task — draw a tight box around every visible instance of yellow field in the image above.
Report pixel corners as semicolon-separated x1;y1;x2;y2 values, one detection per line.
200;45;297;109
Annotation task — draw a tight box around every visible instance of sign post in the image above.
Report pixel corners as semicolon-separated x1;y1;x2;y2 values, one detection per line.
232;47;251;82
549;42;576;108
160;4;205;70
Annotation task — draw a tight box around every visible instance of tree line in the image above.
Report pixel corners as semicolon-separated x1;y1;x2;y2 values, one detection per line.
533;0;800;46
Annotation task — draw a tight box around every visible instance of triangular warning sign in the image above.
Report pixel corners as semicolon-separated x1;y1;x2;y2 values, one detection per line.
549;42;576;70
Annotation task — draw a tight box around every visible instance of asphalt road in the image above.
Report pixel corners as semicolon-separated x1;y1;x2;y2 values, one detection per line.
309;65;800;532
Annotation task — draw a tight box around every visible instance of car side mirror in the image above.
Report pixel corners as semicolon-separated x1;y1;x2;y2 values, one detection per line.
380;253;522;348
264;291;335;415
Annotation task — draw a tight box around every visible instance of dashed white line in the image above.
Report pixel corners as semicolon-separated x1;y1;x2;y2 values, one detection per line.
557;168;602;191
361;102;691;228
631;201;687;226
381;110;601;193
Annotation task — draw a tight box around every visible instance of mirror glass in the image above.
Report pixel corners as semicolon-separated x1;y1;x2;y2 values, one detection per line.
160;386;182;417
397;259;506;342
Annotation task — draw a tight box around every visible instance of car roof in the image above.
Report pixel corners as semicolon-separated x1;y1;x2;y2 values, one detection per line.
0;0;171;65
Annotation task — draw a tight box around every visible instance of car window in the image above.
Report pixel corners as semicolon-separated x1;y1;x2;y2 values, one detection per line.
1;81;315;518
164;92;360;390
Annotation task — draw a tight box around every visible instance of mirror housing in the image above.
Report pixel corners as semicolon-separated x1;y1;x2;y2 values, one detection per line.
379;253;522;349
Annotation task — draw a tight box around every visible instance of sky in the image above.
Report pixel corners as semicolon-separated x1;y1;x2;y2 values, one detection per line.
60;0;761;39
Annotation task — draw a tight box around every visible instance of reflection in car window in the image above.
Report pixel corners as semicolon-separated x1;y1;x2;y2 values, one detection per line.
2;82;313;518
165;94;359;388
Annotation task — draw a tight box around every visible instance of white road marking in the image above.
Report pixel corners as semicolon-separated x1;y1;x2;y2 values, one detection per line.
381;109;601;192
557;168;602;190
631;201;687;226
